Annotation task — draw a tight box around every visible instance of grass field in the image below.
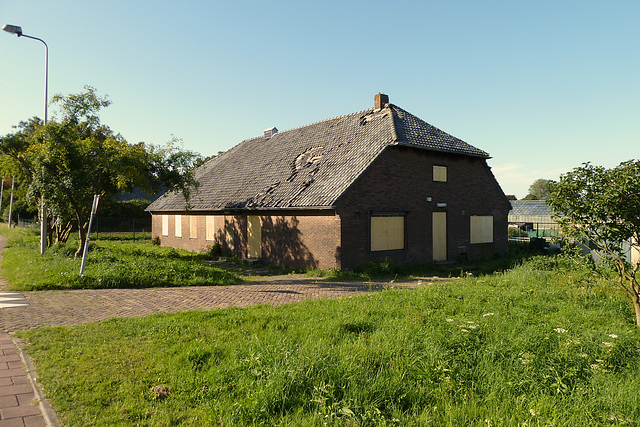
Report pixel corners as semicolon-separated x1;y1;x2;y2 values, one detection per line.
16;251;640;426
0;228;243;290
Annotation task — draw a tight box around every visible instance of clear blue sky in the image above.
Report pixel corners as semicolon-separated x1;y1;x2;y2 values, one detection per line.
2;1;638;198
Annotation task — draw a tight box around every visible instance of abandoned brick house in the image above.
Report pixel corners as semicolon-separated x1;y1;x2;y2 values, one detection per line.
147;94;511;269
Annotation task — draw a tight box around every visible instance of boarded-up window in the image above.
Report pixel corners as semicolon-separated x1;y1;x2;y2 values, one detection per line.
175;214;182;238
433;212;447;261
162;215;169;236
247;215;262;258
433;165;447;182
190;215;198;239
371;215;405;251
470;216;493;244
206;216;215;241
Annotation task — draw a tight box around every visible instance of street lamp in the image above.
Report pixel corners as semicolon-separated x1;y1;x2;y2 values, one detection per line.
3;24;49;255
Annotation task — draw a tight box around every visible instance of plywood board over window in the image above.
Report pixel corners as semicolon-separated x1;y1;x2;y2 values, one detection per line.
247;215;262;258
433;165;447;182
206;216;215;241
175;214;182;238
189;215;198;239
371;215;405;251
162;215;169;236
432;212;447;261
470;216;493;244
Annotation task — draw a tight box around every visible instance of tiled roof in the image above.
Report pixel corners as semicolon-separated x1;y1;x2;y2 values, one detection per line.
147;102;490;212
391;106;489;157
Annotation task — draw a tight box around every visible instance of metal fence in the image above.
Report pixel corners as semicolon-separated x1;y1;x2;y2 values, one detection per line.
17;216;38;228
11;216;151;236
93;217;151;235
508;221;562;243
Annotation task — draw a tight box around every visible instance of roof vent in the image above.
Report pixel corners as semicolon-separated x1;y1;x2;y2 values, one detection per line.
264;126;278;139
374;93;389;110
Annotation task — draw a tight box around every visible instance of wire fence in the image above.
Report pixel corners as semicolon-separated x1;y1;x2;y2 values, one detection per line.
17;216;38;228
93;217;151;234
508;222;562;243
11;216;152;238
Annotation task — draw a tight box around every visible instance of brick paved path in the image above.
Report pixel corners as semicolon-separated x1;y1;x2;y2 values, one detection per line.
0;279;405;332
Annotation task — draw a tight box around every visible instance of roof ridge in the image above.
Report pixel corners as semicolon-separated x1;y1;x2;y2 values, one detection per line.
387;104;400;143
239;107;376;143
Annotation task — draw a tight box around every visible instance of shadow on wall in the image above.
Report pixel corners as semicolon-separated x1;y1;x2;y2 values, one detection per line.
261;216;317;269
215;216;244;256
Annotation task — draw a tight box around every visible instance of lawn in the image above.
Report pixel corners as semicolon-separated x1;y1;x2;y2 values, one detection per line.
0;228;243;290
18;253;640;426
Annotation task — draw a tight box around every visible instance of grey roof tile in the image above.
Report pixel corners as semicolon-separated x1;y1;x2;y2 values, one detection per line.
148;102;490;212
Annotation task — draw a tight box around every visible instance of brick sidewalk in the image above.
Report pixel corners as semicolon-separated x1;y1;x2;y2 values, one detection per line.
0;333;47;426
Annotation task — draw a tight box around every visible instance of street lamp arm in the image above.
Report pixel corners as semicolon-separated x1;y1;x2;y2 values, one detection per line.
3;23;49;255
16;34;49;125
3;25;48;125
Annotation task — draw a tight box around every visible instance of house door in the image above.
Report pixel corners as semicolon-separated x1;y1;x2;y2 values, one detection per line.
432;212;447;261
247;215;262;258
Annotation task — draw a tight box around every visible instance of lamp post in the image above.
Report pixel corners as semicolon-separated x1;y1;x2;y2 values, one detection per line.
3;24;48;255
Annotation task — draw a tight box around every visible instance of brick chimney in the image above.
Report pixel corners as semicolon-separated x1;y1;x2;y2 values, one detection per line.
374;93;389;110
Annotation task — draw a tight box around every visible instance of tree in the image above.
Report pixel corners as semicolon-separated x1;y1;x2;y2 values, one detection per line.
0;86;201;257
523;178;552;200
546;161;640;326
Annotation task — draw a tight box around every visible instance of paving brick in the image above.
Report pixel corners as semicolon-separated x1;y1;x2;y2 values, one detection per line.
9;377;28;386
6;362;22;371
23;415;46;427
1;404;42;419
0;417;25;426
0;385;32;397
15;395;35;408
0;355;20;364
0;370;25;379
0;395;17;409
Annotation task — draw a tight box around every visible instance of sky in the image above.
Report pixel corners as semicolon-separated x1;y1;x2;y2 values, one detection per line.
1;1;638;199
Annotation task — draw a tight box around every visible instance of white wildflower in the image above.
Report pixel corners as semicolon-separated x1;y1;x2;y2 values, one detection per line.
608;334;618;339
554;328;568;333
482;312;494;317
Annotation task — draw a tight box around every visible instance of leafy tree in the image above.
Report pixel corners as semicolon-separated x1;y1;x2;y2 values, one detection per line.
0;86;201;257
546;161;640;326
523;178;552;200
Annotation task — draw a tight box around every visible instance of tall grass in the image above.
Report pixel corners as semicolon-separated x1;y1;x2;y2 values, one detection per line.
20;254;640;426
0;228;242;290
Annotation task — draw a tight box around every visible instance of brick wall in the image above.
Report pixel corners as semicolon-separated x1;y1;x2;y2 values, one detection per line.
335;146;510;269
151;210;341;269
260;211;341;269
